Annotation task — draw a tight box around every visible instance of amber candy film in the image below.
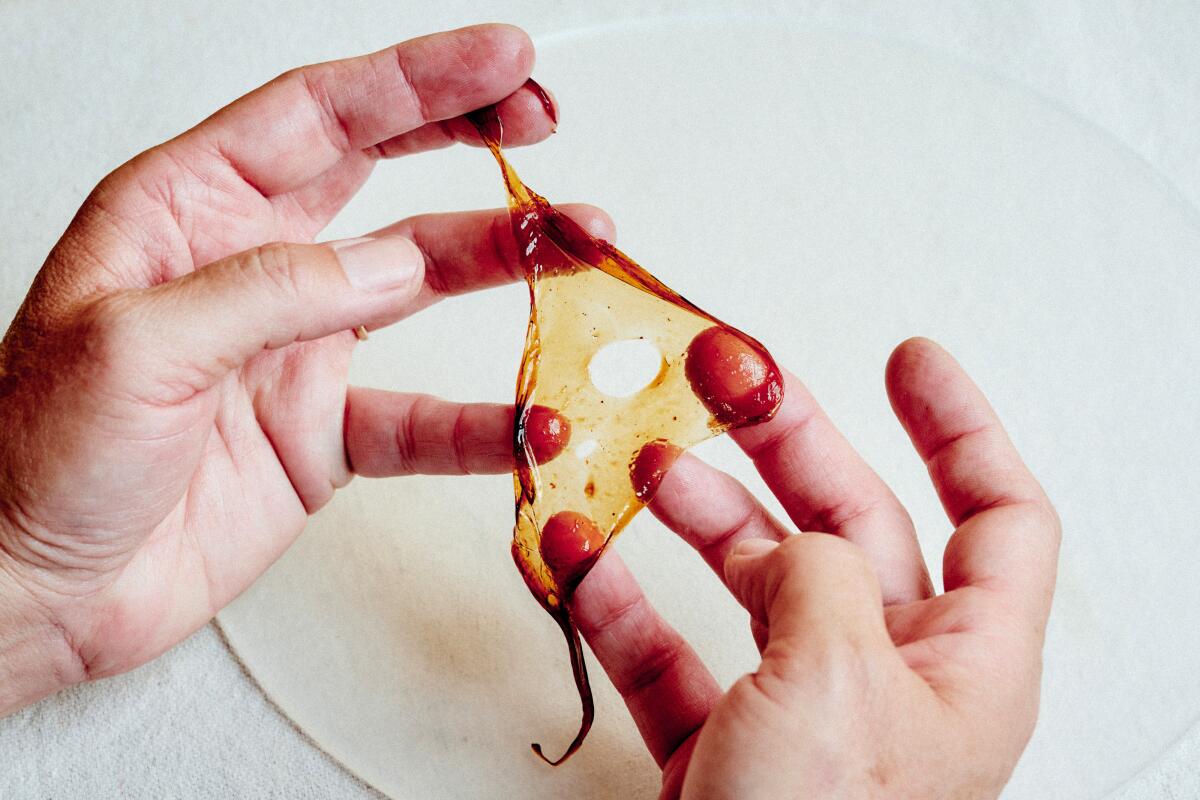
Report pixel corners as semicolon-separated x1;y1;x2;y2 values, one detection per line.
468;81;784;764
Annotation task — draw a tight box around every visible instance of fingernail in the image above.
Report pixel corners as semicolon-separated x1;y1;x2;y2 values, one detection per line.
731;538;779;559
332;235;423;292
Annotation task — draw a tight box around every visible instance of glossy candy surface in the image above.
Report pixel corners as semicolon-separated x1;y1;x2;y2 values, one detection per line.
470;81;783;764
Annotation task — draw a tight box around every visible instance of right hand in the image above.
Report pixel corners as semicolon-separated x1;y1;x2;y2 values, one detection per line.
572;337;1060;799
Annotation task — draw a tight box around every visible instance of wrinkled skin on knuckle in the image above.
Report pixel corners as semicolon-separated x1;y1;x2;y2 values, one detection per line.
249;242;307;300
243;242;332;345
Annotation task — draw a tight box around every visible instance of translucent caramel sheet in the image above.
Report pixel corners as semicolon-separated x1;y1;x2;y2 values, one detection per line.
469;83;783;763
516;268;722;606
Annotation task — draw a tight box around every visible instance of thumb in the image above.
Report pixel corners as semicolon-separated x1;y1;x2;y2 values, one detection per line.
94;235;424;399
724;533;889;651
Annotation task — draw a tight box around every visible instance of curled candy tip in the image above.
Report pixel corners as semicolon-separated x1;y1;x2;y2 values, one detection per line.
530;742;568;766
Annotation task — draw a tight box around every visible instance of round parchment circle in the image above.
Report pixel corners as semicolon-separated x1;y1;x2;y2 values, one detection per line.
217;18;1200;800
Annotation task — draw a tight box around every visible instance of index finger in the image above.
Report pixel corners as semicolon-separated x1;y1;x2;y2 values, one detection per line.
177;24;542;197
886;337;1060;623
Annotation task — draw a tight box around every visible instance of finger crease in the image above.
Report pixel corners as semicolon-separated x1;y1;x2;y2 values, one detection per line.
811;497;885;536
298;69;354;155
393;48;432;125
449;404;473;475
416;238;450;296
395;400;422;475
953;495;1010;526
618;639;687;698
955;494;1046;528
343;399;358;475
697;504;761;562
923;423;993;466
745;408;820;461
363;140;389;161
210;141;271;201
587;590;647;638
489;212;523;284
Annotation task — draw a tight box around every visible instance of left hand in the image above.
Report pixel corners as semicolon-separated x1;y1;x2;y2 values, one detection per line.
0;24;610;714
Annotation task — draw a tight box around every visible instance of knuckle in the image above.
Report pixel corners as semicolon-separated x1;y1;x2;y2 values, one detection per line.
766;534;817;584
247;242;310;299
727;671;799;719
277;64;321;93
276;65;304;85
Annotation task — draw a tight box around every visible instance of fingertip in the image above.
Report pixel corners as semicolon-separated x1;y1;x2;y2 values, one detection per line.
886;335;939;384
497;86;556;139
398;24;535;124
723;537;777;587
519;78;558;128
448;77;558;148
439;24;532;91
456;23;535;77
731;537;779;559
630;440;682;503
723;539;776;619
684;327;783;428
521;404;571;463
885;336;958;415
900;335;941;351
490;23;536;66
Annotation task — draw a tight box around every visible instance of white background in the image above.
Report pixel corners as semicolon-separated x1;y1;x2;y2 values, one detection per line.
0;2;1198;798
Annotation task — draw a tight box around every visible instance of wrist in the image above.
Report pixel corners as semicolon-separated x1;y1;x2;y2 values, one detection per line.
0;539;83;716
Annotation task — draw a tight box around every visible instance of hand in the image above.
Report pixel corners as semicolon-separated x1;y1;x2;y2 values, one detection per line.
570;337;1059;799
0;24;611;714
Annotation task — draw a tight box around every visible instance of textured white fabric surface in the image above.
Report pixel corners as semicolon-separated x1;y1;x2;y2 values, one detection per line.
0;625;384;798
0;2;1197;798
